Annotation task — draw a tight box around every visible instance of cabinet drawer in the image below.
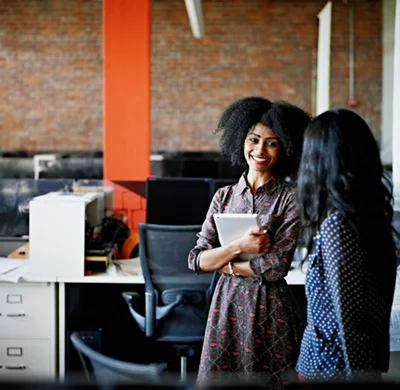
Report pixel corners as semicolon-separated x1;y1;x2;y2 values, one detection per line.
0;283;55;339
0;339;55;379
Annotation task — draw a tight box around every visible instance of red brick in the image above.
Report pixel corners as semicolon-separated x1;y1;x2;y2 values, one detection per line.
0;0;383;150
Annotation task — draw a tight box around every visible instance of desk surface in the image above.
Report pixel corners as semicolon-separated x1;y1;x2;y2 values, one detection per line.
32;262;306;285
2;258;305;285
57;263;144;284
286;264;306;285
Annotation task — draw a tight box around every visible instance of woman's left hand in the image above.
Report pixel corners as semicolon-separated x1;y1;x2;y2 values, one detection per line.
217;264;230;274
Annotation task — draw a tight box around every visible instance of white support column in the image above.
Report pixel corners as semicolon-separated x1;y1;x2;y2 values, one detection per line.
381;0;395;166
393;0;400;210
316;1;332;115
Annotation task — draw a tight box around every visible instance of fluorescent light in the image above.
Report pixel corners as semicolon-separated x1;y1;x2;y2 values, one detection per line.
184;0;205;39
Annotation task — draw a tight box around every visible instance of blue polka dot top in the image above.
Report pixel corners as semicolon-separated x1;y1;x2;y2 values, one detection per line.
296;211;395;381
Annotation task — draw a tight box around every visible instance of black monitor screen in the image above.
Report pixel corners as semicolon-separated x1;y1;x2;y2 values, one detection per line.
146;177;213;225
211;179;238;197
0;179;73;237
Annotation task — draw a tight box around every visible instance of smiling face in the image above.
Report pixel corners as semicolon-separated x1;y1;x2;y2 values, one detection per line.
244;122;281;175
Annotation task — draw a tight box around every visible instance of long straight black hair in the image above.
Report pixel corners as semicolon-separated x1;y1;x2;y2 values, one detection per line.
297;108;397;275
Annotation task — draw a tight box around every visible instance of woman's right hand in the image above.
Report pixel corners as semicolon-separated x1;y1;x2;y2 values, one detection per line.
237;228;271;254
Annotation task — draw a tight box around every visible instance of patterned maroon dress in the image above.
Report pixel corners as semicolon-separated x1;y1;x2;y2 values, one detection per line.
188;174;301;389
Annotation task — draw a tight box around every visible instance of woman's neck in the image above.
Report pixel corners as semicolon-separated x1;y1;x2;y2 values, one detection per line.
246;170;273;194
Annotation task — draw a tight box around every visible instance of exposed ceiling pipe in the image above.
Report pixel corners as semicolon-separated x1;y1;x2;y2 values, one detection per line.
348;3;358;108
184;0;205;39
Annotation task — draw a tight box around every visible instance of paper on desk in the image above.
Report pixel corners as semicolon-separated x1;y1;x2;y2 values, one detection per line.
390;267;400;351
0;264;29;283
0;257;29;283
112;258;142;276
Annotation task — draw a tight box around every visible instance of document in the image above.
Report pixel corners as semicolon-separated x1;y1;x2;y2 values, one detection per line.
112;257;142;276
0;257;29;283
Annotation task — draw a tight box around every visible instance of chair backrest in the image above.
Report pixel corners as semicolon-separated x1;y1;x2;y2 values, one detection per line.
69;331;166;383
139;223;214;293
138;223;215;342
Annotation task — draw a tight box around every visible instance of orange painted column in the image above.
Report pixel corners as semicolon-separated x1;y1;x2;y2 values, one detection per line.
103;0;150;237
103;0;151;181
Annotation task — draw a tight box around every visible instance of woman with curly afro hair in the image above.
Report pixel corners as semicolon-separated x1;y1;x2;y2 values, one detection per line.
188;96;311;389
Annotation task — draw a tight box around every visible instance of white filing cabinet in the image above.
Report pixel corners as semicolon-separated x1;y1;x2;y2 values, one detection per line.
0;282;57;379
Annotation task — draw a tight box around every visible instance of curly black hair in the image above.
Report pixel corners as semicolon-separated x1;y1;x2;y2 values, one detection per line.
216;96;311;179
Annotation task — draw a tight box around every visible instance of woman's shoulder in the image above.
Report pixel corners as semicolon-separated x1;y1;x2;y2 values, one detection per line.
280;180;297;195
271;178;297;203
320;211;356;240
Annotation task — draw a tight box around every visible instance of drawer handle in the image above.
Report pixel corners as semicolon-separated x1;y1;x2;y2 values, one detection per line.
6;313;26;317
5;365;26;370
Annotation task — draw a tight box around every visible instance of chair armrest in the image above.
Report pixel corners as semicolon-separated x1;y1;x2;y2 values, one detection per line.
121;291;140;305
121;292;145;332
156;288;205;322
123;290;200;339
155;293;185;322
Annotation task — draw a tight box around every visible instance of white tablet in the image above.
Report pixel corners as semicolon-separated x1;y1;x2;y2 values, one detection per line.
213;213;262;261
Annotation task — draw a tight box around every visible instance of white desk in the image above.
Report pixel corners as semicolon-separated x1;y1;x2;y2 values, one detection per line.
56;263;144;379
6;258;400;381
0;260;305;380
56;262;305;378
285;264;306;285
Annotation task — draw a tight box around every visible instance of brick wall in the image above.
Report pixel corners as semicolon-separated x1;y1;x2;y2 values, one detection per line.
111;181;146;234
152;0;383;150
0;0;382;152
0;0;103;151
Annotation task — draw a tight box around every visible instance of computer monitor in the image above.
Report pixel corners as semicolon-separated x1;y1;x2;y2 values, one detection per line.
145;177;213;225
211;178;238;197
0;178;73;237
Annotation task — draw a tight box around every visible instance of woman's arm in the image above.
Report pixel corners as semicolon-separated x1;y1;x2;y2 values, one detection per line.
320;213;370;375
248;190;300;282
188;188;271;274
217;260;257;277
200;226;270;273
188;189;232;273
198;241;244;272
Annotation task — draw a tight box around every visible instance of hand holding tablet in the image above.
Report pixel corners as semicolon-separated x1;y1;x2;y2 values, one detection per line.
213;213;270;261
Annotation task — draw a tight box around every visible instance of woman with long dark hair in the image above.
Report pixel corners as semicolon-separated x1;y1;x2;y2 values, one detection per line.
296;108;397;381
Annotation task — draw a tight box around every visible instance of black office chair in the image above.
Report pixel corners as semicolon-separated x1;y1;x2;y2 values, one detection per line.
122;223;218;380
70;331;167;384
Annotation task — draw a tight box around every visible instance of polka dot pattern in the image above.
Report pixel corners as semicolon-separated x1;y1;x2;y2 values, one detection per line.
296;211;393;380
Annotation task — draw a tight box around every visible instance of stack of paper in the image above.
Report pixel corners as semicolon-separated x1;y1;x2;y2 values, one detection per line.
112;258;142;276
0;257;29;283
